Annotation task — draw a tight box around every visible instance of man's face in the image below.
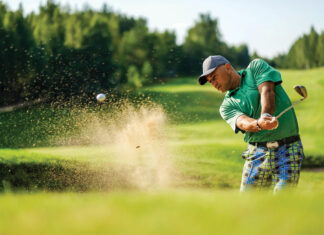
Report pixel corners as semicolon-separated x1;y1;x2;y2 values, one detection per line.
206;64;231;92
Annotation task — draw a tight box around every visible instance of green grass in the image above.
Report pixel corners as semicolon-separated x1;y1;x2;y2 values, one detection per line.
0;68;324;234
0;190;324;235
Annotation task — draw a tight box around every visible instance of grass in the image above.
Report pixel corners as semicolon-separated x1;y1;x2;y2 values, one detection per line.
0;190;323;235
0;67;324;234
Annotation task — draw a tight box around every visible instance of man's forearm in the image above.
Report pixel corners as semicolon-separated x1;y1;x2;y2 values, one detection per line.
236;115;260;132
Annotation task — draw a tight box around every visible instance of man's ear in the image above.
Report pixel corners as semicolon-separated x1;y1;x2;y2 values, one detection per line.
224;63;231;71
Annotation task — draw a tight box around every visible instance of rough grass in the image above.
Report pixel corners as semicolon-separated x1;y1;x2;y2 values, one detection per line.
0;190;323;235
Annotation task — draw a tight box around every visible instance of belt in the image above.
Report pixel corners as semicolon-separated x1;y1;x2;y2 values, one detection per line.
249;135;300;148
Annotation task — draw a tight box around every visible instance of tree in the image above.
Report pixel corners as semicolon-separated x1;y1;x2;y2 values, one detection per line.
29;0;66;52
141;61;153;84
286;27;323;69
127;65;142;88
286;35;308;69
182;13;228;74
316;32;324;66
308;26;319;67
117;18;150;83
228;44;250;68
149;30;178;78
0;5;35;105
272;53;287;68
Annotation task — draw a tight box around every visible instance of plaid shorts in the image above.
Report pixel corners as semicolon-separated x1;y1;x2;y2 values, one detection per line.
240;140;304;192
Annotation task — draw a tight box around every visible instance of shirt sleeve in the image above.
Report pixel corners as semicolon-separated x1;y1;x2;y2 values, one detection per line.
248;59;282;86
219;103;245;134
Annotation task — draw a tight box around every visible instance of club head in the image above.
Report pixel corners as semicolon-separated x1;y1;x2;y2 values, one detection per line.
294;85;307;99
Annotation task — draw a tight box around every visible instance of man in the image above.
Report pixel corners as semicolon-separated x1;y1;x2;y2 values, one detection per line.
198;55;304;192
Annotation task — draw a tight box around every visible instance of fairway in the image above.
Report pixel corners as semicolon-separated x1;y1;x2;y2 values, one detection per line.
1;68;324;234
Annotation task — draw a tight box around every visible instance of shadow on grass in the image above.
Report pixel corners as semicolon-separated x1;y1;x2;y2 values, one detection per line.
303;155;324;168
0;158;136;192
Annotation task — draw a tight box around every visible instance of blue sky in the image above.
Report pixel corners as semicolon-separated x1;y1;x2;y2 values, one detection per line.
5;0;324;58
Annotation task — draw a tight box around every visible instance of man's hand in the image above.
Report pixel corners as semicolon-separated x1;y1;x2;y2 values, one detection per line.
258;116;278;130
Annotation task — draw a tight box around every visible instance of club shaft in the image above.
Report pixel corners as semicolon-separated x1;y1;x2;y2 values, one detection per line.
276;98;303;119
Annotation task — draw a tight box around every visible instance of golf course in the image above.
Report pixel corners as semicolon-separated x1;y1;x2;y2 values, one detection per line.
0;67;323;234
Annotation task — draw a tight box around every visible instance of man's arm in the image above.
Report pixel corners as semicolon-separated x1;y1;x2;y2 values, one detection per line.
258;81;275;115
236;82;278;132
236;115;260;132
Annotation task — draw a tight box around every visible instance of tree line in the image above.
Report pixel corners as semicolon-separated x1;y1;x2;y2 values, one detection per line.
284;26;324;69
0;0;322;106
0;0;251;106
253;26;324;69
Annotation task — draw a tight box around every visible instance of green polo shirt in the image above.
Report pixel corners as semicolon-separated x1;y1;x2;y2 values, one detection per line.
219;59;299;143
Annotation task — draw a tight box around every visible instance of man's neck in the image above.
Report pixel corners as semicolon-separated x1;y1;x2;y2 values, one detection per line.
230;73;241;90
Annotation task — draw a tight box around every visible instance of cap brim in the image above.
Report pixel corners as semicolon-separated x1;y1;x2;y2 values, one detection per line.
197;67;216;85
198;76;207;85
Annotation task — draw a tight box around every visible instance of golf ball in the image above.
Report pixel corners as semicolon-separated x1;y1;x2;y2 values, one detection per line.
96;93;106;102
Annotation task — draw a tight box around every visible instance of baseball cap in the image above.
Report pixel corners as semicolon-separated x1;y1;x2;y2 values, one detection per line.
198;55;230;85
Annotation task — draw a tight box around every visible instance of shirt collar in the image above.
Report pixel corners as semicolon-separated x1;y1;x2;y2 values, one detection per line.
227;70;246;97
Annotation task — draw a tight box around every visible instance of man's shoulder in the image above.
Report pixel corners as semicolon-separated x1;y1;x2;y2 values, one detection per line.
220;91;240;109
247;58;268;70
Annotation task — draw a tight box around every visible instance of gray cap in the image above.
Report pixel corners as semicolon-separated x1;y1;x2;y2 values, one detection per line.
198;55;230;85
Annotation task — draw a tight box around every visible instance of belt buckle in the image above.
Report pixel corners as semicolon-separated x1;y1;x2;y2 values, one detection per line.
266;141;279;148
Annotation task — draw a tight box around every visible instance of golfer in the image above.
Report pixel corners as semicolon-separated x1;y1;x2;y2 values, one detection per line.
198;55;304;192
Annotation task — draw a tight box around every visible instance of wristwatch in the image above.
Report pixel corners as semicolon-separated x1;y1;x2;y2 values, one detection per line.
261;113;272;118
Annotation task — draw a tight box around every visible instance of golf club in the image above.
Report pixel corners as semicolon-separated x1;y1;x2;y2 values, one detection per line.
276;85;307;119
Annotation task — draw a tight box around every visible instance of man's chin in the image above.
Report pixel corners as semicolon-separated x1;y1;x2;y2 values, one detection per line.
213;86;226;93
218;87;225;93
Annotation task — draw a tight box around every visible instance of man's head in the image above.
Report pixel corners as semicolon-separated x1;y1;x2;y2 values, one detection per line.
198;55;240;92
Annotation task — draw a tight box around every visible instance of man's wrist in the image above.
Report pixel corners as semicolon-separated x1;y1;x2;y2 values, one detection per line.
256;119;262;131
